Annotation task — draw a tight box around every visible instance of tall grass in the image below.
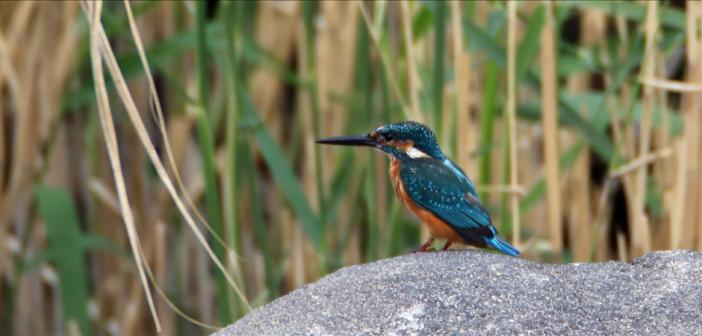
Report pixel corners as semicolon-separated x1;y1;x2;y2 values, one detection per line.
539;1;562;255
0;1;699;334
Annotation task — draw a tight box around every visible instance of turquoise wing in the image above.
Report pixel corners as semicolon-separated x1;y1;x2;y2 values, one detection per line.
399;158;494;244
442;158;480;197
399;158;520;256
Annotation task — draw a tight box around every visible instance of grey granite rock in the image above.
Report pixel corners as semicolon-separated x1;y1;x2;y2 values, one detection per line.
215;250;702;336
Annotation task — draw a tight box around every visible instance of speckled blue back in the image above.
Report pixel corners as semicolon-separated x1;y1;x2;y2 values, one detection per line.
399;158;494;245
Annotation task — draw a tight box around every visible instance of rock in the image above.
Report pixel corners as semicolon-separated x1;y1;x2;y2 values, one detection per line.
215;250;702;336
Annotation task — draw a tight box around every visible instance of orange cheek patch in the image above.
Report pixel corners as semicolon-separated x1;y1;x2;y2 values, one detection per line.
387;140;413;151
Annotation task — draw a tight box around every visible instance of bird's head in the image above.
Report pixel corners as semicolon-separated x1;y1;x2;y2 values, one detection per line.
317;121;445;161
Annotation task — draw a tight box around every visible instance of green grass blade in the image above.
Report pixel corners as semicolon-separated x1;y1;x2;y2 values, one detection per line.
222;0;246;318
516;5;546;83
239;142;279;300
35;185;92;336
478;61;500;201
195;1;232;323
302;1;327;248
239;89;326;254
463;17;505;68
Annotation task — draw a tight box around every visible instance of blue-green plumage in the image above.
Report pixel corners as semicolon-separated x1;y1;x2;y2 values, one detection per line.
399;158;519;256
317;121;520;257
401;159;491;241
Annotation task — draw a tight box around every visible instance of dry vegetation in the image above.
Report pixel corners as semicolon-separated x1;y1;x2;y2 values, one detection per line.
0;0;700;334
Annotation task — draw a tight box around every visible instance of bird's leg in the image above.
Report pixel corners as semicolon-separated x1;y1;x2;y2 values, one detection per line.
415;238;435;252
441;241;453;251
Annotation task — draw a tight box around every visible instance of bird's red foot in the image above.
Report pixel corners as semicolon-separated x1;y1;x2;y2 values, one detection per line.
414;238;435;253
441;241;453;251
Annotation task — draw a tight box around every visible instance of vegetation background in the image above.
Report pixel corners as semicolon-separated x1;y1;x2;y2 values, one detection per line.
1;0;700;334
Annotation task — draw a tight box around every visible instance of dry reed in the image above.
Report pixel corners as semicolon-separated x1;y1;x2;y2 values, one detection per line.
506;1;520;248
539;0;562;255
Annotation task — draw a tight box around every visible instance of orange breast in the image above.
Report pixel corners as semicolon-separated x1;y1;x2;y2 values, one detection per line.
389;160;463;243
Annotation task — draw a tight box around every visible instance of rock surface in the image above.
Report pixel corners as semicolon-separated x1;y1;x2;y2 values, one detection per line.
215;250;702;336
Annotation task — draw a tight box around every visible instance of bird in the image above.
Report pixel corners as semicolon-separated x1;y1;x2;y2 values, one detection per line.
317;121;520;257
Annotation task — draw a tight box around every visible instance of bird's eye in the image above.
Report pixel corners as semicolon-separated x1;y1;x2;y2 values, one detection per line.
383;133;394;142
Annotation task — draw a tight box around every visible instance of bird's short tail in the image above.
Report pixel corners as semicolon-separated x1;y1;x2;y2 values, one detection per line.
485;236;520;257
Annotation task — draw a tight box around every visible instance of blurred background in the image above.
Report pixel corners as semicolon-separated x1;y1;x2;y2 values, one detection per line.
1;0;700;334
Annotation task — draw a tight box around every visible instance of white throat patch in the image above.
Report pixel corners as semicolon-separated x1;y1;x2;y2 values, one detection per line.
406;147;430;159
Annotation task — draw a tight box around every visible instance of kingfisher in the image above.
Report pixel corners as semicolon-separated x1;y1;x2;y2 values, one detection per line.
317;121;519;256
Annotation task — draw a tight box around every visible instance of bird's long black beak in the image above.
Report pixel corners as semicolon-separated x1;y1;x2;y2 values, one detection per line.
316;134;378;147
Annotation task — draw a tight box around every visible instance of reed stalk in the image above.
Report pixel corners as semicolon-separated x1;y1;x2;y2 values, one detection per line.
433;1;447;139
539;1;562;254
630;0;658;257
506;0;520;247
84;0;161;331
